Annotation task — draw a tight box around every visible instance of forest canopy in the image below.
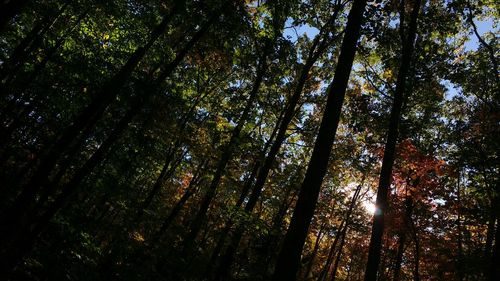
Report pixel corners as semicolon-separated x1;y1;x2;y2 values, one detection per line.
0;0;498;280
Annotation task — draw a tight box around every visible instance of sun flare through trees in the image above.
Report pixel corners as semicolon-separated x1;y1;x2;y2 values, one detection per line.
0;0;498;280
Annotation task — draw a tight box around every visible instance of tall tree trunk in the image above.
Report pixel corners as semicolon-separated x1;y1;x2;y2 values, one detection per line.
303;223;326;280
1;10;209;245
489;190;500;281
0;14;215;274
206;2;326;271
273;1;368;279
320;183;363;281
152;159;208;241
318;221;343;281
490;217;500;281
330;222;349;281
457;170;464;281
466;2;500;91
409;215;420;281
363;1;421;280
182;43;270;251
207;110;285;272
135;83;215;221
0;1;68;84
0;8;88;150
0;94;141;277
5;3;184;219
243;2;342;215
392;231;407;281
135;144;182;221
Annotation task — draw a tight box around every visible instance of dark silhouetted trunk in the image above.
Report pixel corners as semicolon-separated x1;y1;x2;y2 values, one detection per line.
272;0;368;279
1;10;209;248
0;15;215;271
489;187;500;281
393;195;414;281
0;95;141;277
152;159;208;241
182;44;269;250
364;1;421;280
330;222;348;281
392;232;406;281
320;183;362;281
135;144;181;221
490;216;500;281
303;223;326;280
457;171;464;281
409;215;420;281
0;6;86;148
243;3;342;215
466;3;499;90
6;4;182;212
0;2;68;84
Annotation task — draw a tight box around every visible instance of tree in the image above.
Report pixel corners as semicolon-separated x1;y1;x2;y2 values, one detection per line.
273;0;368;279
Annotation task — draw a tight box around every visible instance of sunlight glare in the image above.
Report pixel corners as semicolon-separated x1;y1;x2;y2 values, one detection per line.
363;201;376;215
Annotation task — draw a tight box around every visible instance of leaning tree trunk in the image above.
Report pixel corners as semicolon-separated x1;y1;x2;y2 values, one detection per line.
272;0;368;279
182;41;270;251
0;12;213;277
364;1;421;280
303;223;326;280
243;2;342;219
1;9;209;245
0;1;68;84
2;4;184;229
490;189;500;281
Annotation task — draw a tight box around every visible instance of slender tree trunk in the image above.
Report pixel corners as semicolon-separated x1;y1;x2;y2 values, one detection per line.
151;159;208;242
392;232;407;281
273;1;368;279
5;3;183;216
0;1;68;84
205;6;337;274
330;223;348;281
457;170;464;281
466;3;500;90
489;216;500;281
410;216;420;281
243;4;342;215
303;224;326;280
320;184;363;281
490;187;500;281
135;145;181;220
0;95;141;277
1;10;209;246
182;43;270;251
364;1;421;280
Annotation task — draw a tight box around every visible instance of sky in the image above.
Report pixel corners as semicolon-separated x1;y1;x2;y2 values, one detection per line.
283;15;497;101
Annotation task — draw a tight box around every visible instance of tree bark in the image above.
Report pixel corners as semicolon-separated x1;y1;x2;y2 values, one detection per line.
272;1;368;279
303;223;326;280
0;94;141;277
243;3;342;216
5;3;184;220
0;8;87;151
1;8;209;247
0;1;68;84
151;159;208;242
363;1;421;280
182;42;270;251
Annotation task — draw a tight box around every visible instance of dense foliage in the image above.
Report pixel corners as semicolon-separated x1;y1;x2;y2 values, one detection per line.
0;0;498;280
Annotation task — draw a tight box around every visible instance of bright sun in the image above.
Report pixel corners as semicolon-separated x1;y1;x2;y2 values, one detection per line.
363;201;376;215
